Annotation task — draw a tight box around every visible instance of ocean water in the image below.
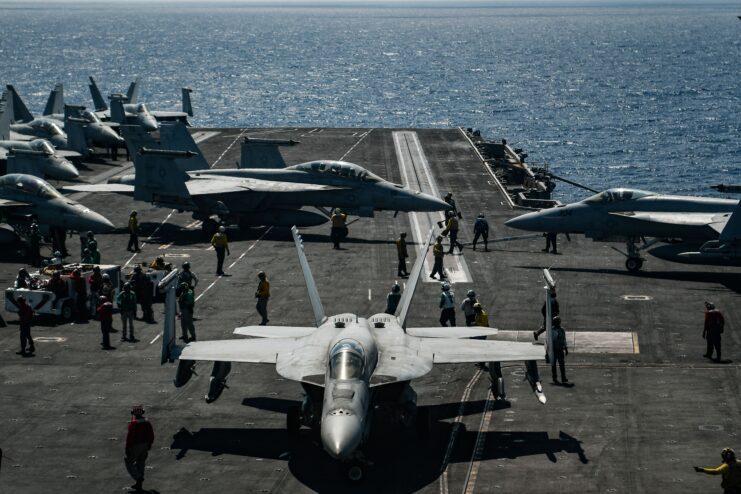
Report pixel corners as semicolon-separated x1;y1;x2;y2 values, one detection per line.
0;2;738;201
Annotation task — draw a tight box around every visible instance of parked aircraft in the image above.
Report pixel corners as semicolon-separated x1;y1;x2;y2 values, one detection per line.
162;227;546;480
88;76;192;131
504;188;739;271
0;92;80;180
63;122;450;231
0;173;114;244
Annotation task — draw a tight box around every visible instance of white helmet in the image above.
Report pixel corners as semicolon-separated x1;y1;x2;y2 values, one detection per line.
219;225;226;233
441;282;450;291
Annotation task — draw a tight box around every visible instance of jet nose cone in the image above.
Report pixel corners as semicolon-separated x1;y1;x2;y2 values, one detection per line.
504;211;543;231
49;157;80;180
141;117;158;132
74;207;115;233
396;189;450;212
321;414;362;460
100;125;125;146
49;135;68;149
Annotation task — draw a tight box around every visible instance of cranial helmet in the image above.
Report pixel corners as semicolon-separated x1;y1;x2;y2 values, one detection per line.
182;261;190;269
706;301;715;310
131;405;145;416
54;251;61;257
392;284;401;293
722;448;736;462
467;290;476;298
478;213;485;218
552;315;561;325
441;282;450;291
473;302;482;310
99;296;107;303
219;225;225;233
87;231;94;238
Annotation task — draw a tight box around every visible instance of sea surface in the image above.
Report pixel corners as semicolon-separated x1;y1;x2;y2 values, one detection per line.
0;1;738;201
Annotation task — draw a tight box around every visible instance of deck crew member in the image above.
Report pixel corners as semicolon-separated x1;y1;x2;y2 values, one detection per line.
255;271;270;326
460;290;478;326
472;213;489;251
125;405;154;493
47;270;68;303
543;232;558;254
178;283;196;343
442;210;463;254
439;282;456;327
6;293;36;356
429;236;446;279
385;283;402;315
127;211;140;252
444;192;458;217
14;268;31;289
149;256;166;270
70;268;87;321
694;448;741;493
116;282;137;342
395;232;409;277
210;225;230;276
97;296;114;350
703;302;725;363
330;208;348;249
177;262;199;292
534;289;559;340
88;266;103;316
550;316;569;384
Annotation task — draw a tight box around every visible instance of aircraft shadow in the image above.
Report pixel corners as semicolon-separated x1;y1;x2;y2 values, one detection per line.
172;401;587;492
515;265;741;294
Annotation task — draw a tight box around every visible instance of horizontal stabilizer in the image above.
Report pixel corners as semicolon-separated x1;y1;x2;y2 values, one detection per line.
406;327;499;338
233;326;315;338
179;338;294;363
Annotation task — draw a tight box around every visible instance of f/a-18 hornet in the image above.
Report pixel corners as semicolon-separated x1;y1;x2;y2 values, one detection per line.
65;122;451;231
161;228;546;481
505;188;739;271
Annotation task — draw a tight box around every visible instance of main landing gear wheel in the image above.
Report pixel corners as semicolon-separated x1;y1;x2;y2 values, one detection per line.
61;301;74;321
625;257;643;272
342;462;364;482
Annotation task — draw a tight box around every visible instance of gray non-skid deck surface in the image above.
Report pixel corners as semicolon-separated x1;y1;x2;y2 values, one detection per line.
0;127;739;493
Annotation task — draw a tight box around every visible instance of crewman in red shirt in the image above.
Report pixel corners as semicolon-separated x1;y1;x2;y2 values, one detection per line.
125;405;154;492
97;296;114;350
703;301;725;362
5;294;36;356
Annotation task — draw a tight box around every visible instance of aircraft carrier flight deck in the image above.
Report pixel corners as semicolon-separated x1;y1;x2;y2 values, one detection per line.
0;127;739;494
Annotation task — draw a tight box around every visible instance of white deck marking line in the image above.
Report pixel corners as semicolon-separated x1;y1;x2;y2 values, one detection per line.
195;226;274;302
158;243;173;250
463;390;495;494
123;210;175;269
393;131;472;283
458;127;514;209
211;128;248;169
368;289;372;301
338;129;373;161
149;333;161;345
192;131;221;144
439;369;483;494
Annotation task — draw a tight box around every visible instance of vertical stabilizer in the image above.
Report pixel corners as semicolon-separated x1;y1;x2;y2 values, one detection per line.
64;116;90;158
126;77;140;104
5;85;34;123
291;226;326;327
239;137;299;169
182;87;193;117
396;228;435;330
133;148;194;203
109;94;127;125
88;76;108;111
719;201;741;242
159;122;209;170
0;91;10;140
43;83;64;116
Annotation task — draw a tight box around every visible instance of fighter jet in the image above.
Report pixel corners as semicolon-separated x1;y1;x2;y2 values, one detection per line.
88;76;192;131
505;187;739;271
64;122;450;230
6;84;123;150
0;92;80;180
0;173;114;245
162;227;545;480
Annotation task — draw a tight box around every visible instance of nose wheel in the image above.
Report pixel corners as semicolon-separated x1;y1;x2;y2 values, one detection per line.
341;461;365;482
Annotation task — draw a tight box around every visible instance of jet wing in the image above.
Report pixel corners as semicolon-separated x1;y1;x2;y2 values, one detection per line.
233;326;315;338
185;176;345;196
151;111;188;119
179;338;295;363
419;338;544;364
406;327;499;338
62;184;135;194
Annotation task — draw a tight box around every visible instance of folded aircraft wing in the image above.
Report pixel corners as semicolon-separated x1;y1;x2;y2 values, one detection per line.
55;150;82;159
185;176;344;196
62;184;135;193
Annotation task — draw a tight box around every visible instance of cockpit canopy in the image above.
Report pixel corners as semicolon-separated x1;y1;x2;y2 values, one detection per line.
82;110;102;123
32;140;56;156
34;120;64;136
0;173;62;199
136;103;150;114
583;188;655;205
287;160;382;183
329;339;365;380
